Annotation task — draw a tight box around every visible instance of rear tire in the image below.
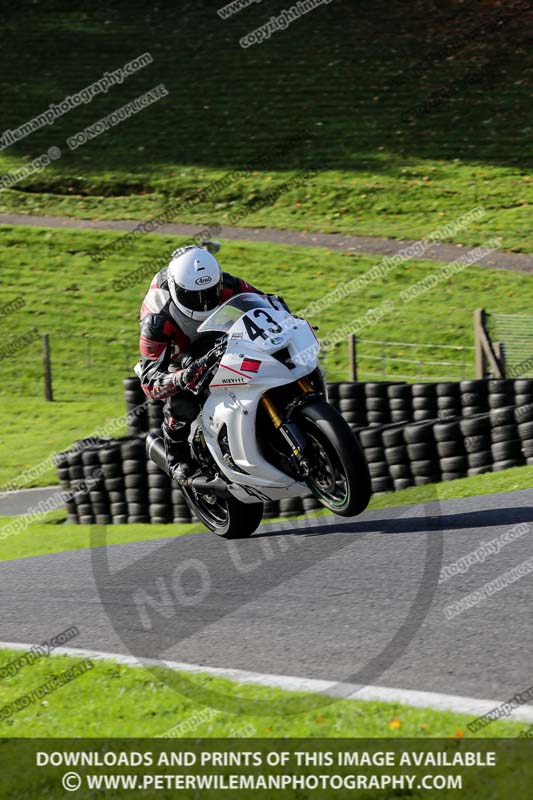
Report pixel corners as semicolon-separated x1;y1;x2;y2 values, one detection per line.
295;401;371;517
181;487;263;539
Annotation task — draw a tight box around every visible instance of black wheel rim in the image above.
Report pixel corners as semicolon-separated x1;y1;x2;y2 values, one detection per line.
184;488;229;529
306;431;349;508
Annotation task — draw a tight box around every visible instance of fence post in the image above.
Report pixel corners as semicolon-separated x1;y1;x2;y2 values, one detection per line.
494;342;506;378
42;333;53;401
349;334;357;381
474;308;504;379
474;308;486;379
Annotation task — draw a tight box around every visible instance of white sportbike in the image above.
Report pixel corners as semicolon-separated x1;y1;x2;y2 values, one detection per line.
146;293;371;538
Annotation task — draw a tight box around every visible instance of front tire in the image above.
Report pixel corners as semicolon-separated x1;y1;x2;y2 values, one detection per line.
181;487;263;538
295;401;371;517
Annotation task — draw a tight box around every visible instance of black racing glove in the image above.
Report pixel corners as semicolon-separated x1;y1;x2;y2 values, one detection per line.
176;355;211;392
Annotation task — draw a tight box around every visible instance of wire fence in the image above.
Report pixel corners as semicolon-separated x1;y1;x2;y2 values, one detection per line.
0;331;138;400
68;334;136;374
3;329;478;401
486;313;533;378
352;338;474;382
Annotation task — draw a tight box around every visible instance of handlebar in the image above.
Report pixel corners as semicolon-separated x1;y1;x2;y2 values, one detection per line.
189;337;227;395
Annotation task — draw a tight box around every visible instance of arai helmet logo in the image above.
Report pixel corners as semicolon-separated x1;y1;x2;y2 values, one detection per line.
195;276;212;285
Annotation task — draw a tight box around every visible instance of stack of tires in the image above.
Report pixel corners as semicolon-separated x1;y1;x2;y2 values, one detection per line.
460;414;492;476
147;400;165;432
326;382;340;413
433;420;468;481
147;460;175;524
382;425;413;491
360;427;392;494
123;377;148;436
172;484;194;523
279;497;305;518
404;422;441;486
303;494;322;513
262;500;281;520
488;378;515;410
72;447;100;525
54;438;115;525
460;380;488;416
365;382;390;427
489;406;522;472
58;437;106;526
517;400;533;465
387;384;413;424
117;438;149;523
411;383;438;422
99;440;127;524
123;377;166;435
515;379;533;412
54;452;78;524
337;382;367;429
436;382;462;420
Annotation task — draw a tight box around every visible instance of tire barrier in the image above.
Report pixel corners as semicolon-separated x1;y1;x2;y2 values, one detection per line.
56;379;533;523
327;378;533;495
55;432;321;525
124;376;533;437
361;400;533;496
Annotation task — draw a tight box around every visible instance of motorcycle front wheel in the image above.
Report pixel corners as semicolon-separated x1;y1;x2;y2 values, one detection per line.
295;401;372;517
181;486;263;539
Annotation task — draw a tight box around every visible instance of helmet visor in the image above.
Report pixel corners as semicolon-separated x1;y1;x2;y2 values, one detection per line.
176;282;222;313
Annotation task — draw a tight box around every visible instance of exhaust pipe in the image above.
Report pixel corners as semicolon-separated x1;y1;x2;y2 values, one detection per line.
185;475;231;498
146;432;170;476
146;432;231;498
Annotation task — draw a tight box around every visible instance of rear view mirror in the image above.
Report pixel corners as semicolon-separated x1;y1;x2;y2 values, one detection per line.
201;239;221;254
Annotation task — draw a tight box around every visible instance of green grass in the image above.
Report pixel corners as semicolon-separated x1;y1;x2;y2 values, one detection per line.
1;224;532;489
0;647;524;738
0;1;531;251
1;466;530;563
0;396;127;489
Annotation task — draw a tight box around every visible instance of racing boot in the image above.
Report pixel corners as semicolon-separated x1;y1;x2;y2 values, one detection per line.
163;420;192;484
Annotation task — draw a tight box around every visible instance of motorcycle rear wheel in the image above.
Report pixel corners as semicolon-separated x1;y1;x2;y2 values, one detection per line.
295;401;371;517
181;486;263;538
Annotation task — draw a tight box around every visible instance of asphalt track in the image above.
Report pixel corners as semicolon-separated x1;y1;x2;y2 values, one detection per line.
0;490;531;704
0;487;59;516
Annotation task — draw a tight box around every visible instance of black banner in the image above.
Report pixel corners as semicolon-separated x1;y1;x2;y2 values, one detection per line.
0;738;531;798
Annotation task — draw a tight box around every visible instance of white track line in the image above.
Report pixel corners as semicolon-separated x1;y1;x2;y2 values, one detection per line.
2;640;533;725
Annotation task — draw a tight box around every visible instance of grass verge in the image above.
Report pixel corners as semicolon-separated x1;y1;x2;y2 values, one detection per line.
0;647;526;738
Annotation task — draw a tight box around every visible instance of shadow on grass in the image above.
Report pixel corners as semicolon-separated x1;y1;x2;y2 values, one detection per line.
1;0;531;193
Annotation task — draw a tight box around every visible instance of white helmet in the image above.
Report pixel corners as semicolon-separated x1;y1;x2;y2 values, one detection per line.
167;246;223;321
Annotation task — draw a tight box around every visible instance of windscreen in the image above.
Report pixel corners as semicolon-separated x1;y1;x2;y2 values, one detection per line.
197;293;278;334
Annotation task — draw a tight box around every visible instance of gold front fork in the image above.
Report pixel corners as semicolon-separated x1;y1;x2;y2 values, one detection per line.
261;379;313;428
261;378;314;433
297;378;313;393
261;395;282;429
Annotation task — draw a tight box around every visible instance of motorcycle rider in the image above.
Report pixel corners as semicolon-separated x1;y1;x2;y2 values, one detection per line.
138;245;262;482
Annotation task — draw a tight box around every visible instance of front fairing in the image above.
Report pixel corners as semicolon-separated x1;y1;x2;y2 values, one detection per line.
200;310;320;487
